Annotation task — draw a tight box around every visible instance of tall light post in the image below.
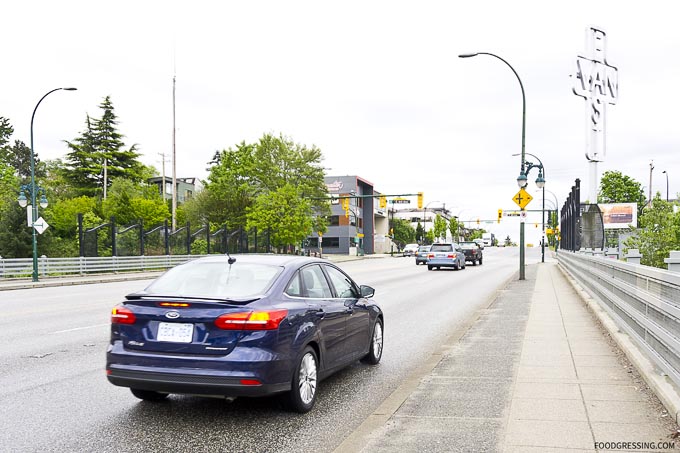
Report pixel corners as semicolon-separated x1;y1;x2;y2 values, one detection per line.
20;87;77;282
423;201;442;244
663;170;669;202
514;152;545;262
460;52;528;279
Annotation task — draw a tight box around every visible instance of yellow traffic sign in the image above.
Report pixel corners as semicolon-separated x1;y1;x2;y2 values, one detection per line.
512;188;533;209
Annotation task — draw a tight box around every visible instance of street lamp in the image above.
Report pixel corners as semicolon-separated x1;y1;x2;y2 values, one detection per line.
423;201;442;244
513;152;546;262
663;170;669;202
21;87;77;282
460;52;527;279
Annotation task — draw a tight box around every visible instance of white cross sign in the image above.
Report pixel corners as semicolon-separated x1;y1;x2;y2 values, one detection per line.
572;27;619;163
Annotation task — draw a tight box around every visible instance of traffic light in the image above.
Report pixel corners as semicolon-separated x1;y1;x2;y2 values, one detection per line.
476;218;480;225
497;209;503;223
379;196;386;208
535;223;538;228
341;197;349;218
390;228;394;237
417;192;423;209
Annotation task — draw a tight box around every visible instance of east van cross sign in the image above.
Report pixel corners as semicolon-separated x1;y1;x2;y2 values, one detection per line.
572;27;619;202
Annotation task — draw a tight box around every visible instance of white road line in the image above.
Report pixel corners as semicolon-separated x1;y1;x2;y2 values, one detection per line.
51;323;109;334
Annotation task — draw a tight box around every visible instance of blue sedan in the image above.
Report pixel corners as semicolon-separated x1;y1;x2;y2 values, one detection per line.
426;243;467;271
106;255;384;413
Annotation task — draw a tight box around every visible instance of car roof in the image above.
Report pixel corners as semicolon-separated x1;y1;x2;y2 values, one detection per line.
186;254;327;268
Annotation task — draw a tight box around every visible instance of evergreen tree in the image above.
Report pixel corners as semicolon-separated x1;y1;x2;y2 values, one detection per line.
64;96;147;196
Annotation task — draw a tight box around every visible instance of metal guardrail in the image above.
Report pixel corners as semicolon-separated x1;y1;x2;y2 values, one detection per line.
558;250;680;388
0;255;203;279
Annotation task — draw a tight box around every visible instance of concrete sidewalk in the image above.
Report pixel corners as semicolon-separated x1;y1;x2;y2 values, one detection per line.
337;260;679;452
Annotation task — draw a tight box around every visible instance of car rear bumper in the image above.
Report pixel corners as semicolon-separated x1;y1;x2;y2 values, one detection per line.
106;341;292;397
427;258;458;267
107;366;290;397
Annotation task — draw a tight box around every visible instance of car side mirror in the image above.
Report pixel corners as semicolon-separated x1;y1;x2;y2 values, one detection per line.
360;285;375;298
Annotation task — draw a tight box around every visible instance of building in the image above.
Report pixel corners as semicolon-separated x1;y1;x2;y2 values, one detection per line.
148;176;197;203
307;175;392;255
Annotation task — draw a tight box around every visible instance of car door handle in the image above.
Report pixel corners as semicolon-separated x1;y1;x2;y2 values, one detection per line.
315;309;325;318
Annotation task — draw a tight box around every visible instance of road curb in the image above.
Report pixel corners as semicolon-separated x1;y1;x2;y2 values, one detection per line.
557;262;680;425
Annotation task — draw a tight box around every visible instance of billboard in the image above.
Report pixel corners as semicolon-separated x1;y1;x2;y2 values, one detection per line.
599;203;637;229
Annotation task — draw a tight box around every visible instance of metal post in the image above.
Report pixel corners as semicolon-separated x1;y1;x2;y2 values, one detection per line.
186;221;191;255
28;87;77;281
110;216;117;257
78;213;84;257
139;219;145;256
459;52;526;279
164;220;169;255
541;186;545;263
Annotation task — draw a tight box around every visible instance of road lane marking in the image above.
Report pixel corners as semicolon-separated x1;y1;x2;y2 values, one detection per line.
51;323;109;334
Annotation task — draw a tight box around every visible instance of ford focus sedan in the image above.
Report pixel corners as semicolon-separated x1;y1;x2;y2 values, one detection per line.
106;255;383;413
426;243;466;271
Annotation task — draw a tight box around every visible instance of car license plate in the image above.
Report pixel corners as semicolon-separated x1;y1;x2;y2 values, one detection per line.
157;322;194;343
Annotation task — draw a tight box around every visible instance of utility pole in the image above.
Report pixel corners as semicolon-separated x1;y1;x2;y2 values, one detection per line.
649;160;654;207
103;158;107;199
158;152;169;199
172;75;177;231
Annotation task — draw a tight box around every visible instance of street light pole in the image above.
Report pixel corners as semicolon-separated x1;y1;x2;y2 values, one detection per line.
663;170;669;202
28;87;77;282
459;52;527;279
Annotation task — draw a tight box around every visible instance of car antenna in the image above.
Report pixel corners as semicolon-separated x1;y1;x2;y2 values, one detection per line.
226;250;236;265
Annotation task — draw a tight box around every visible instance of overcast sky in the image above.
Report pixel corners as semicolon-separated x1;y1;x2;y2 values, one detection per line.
3;1;678;243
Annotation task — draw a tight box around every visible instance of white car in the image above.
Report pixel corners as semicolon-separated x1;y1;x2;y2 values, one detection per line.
402;243;419;257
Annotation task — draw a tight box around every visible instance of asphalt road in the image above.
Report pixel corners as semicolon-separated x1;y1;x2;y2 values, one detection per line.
0;246;539;453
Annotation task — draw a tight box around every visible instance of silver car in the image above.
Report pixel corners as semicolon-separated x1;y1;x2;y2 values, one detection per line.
426;243;466;271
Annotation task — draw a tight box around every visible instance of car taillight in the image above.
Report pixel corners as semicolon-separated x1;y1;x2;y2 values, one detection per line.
111;305;136;324
427;253;434;258
447;254;454;258
215;309;288;331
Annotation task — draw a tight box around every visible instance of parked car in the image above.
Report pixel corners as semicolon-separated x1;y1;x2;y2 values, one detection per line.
426;243;466;271
460;241;483;266
106;255;384;413
415;245;431;265
402;243;419;257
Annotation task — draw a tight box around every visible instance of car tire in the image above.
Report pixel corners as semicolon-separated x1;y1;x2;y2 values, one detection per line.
286;346;318;413
472;259;477;266
479;258;483;265
461;260;466;269
130;388;169;402
361;319;384;365
427;265;433;270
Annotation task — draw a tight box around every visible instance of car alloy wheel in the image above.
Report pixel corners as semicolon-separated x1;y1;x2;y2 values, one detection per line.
286;346;318;413
298;352;317;405
362;319;383;365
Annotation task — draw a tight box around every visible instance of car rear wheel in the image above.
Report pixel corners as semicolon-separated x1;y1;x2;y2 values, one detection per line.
479;258;483;265
286;346;318;413
130;388;169;402
427;265;433;270
361;319;384;365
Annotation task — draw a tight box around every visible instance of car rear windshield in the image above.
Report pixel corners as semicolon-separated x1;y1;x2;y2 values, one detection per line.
418;246;430;252
430;244;453;252
460;242;478;249
145;261;282;299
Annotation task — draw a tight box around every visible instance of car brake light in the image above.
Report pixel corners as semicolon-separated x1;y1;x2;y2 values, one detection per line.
158;302;190;307
111;306;136;324
427;254;434;258
447;254;454;258
215;309;288;331
240;379;262;386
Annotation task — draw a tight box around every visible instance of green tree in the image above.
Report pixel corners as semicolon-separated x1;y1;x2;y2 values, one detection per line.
246;184;313;251
0;116;13;150
448;217;461;241
433;214;447;241
47;196;98;236
0;203;32;258
624;194;680;268
64;97;149;196
392;218;416;245
205;133;330;234
415;221;424;243
4;140;43;180
101;179;170;226
599;170;646;218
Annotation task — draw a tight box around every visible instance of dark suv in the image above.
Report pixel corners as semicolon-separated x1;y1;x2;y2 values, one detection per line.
460;241;483;266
